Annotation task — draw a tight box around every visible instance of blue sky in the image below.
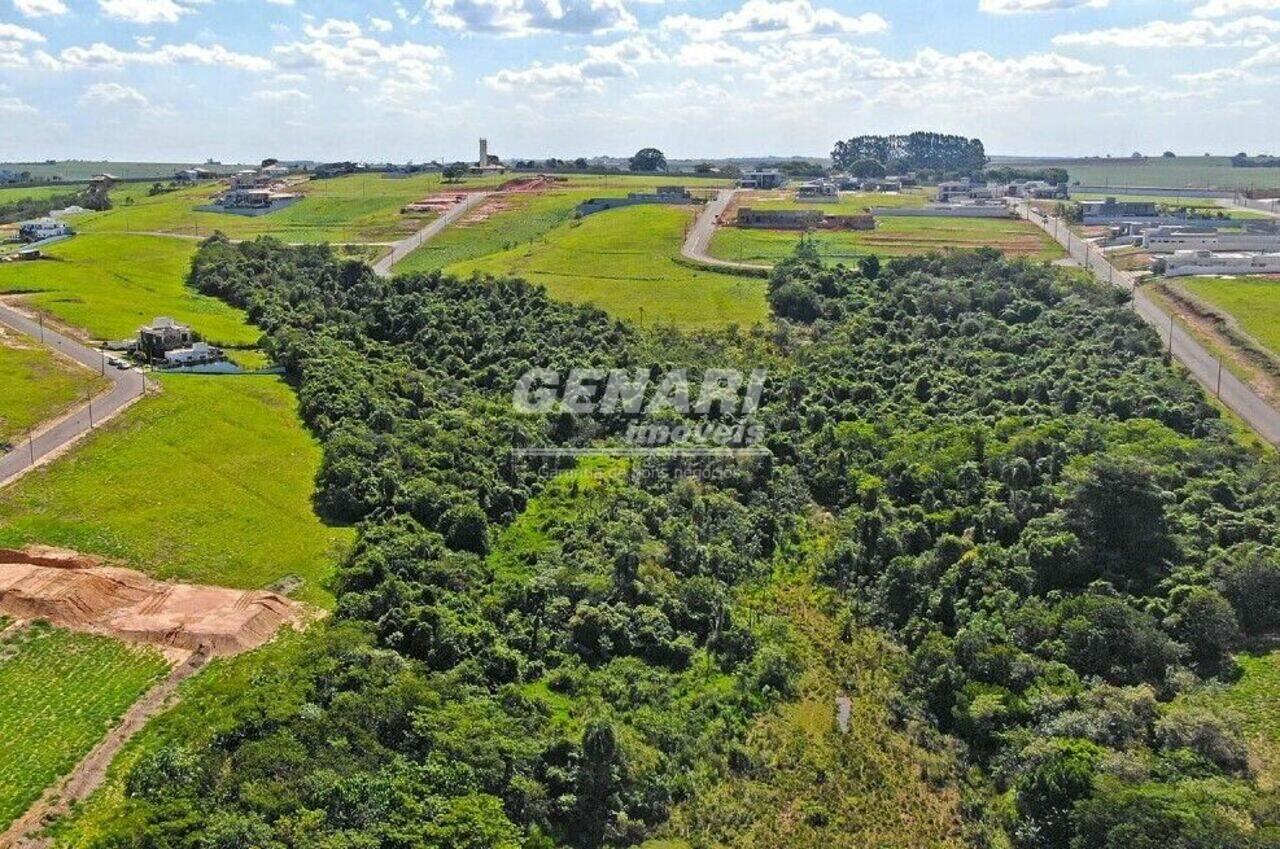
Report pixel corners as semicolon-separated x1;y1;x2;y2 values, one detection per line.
1;0;1277;162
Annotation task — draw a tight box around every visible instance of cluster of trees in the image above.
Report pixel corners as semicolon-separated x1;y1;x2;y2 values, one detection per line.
831;131;987;177
1231;153;1280;168
92;235;1280;849
628;148;667;173
0;183;109;225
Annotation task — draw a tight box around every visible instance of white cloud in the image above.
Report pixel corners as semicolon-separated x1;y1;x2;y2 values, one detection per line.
661;0;888;41
57;41;273;71
13;0;68;17
1242;42;1280;64
979;0;1108;12
303;18;362;39
484;34;663;94
99;0;199;24
80;80;149;106
251;87;310;102
1191;0;1280;18
1053;15;1280;48
369;16;393;32
264;0;293;4
423;0;636;36
0;94;37;113
673;40;755;66
0;21;46;41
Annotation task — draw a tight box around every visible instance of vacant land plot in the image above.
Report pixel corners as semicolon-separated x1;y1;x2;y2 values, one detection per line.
451;204;768;329
709;216;1064;265
1070;192;1264;220
0;234;255;345
0;332;106;445
0;621;168;831
1176;276;1280;356
0;374;351;607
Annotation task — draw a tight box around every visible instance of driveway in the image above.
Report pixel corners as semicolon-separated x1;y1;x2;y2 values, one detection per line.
0;303;147;487
373;191;493;277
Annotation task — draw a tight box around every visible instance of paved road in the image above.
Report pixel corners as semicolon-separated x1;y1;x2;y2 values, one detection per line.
373;191;493;277
681;189;772;273
0;303;147;487
1016;202;1280;447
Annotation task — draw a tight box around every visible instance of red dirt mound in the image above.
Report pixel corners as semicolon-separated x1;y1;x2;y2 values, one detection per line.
0;546;306;655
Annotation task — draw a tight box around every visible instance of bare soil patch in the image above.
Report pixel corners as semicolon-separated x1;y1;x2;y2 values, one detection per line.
0;546;307;656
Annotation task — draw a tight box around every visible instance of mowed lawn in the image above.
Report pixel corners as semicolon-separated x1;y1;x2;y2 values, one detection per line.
709;215;1064;265
0;183;87;203
1176;276;1280;355
450;204;768;329
0;234;256;346
0;622;169;831
0;332;106;444
0;374;351;606
734;189;930;214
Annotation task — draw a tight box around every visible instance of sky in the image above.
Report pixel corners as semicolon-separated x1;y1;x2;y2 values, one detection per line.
0;0;1278;162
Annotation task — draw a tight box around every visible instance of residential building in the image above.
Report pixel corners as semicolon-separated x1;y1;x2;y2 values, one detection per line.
738;169;785;190
796;180;839;202
1165;250;1280;277
575;186;694;217
1143;227;1280;253
1080;197;1159;221
18;217;72;241
138;317;194;362
163;341;225;367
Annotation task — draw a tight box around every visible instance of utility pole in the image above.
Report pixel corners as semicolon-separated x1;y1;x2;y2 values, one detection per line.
87;393;94;428
27;429;34;465
1216;359;1223;398
38;312;44;343
1168;313;1174;354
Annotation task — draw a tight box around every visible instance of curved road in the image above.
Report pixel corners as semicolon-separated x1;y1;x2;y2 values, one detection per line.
0;303;147;487
373;190;493;277
681;189;772;273
1016;202;1280;447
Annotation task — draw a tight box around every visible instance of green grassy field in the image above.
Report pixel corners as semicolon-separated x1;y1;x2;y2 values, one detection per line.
0;622;169;831
1177;276;1280;356
1179;648;1280;785
0;333;106;445
709;216;1064;265
0;162;249;181
0;184;87;203
0;234;256;345
74;173;731;247
395;178;726;275
450;204;768;329
999;156;1280;190
1069;192;1264;220
0;374;351;606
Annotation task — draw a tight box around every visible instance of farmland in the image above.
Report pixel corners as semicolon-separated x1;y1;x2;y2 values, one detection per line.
0;234;256;346
1176;276;1280;357
450;204;768;329
0;184;87;203
0;374;351;607
998;156;1280;190
0;622;168;831
733;189;931;214
708;215;1064;265
0;332;105;445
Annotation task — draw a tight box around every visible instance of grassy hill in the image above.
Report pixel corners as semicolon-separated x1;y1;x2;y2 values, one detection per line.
0;374;351;606
0;234;256;346
450;204;768;329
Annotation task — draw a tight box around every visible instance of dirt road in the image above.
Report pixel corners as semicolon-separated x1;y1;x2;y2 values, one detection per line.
681;189;772;273
373;191;493;277
0;303;147;488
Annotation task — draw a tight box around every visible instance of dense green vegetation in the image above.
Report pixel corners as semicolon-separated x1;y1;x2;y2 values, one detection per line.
450;204;768;328
0;374;350;606
0;334;106;447
831;132;987;177
0;622;168;830
0;234;256;345
49;234;1279;849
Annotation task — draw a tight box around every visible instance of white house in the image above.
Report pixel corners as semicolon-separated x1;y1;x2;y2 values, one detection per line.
163;341;224;366
1144;228;1280;253
1165;250;1280;277
18;218;72;241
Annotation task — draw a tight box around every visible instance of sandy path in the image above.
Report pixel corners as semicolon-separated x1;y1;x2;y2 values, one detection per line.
0;651;208;849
